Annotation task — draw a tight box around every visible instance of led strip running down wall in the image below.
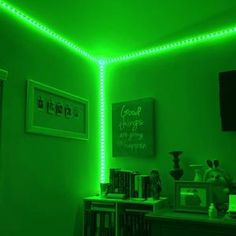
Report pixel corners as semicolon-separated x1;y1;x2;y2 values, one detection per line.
2;0;236;183
99;61;106;183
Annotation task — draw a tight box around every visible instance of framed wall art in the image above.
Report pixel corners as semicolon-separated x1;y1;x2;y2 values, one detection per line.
174;181;213;213
26;80;88;140
112;98;155;157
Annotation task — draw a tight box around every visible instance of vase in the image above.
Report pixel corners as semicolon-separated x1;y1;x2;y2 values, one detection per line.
169;151;184;180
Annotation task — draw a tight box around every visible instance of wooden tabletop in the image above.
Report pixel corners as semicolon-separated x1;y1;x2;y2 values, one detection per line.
146;209;236;227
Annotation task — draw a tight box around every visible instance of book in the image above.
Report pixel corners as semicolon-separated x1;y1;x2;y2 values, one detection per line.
110;168;120;193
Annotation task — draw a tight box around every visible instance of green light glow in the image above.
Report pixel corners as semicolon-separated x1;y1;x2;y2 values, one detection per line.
99;61;105;183
0;0;98;63
2;0;236;186
105;26;236;64
3;0;236;66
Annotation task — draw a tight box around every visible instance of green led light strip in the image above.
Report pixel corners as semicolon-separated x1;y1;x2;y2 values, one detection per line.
99;61;105;183
105;25;236;64
0;0;98;63
1;0;236;64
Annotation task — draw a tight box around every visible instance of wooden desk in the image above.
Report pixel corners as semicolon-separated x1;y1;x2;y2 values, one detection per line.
146;209;236;236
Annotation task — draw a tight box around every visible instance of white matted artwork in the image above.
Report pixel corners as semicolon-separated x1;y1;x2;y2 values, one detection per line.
26;80;88;140
174;181;213;213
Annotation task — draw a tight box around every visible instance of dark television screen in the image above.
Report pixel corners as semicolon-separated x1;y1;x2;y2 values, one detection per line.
219;70;236;131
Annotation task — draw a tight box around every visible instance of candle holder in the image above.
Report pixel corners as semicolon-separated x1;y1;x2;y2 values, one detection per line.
169;151;183;180
189;164;204;182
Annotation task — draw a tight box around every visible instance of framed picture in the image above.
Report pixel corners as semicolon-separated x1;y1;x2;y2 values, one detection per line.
174;181;213;213
26;80;88;140
112;98;155;157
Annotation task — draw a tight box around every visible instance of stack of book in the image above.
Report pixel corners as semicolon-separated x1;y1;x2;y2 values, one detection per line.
109;168;151;199
134;175;150;199
120;211;151;235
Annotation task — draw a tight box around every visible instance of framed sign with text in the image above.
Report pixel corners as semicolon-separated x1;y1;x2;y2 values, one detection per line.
112;98;155;157
26;80;88;140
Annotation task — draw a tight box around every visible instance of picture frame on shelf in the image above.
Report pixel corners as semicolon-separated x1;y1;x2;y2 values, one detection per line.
174;181;213;213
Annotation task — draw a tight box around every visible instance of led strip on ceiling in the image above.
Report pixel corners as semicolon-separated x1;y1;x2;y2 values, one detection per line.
1;0;236;65
105;26;236;64
0;0;98;63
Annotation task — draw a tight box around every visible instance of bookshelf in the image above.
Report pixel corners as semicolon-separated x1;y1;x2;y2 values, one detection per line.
83;196;167;236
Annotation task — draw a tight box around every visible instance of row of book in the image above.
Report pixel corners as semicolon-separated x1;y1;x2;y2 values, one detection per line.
109;168;151;199
119;211;151;236
84;210;115;236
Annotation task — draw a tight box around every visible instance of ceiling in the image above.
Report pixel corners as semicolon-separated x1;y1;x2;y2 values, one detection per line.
6;0;236;58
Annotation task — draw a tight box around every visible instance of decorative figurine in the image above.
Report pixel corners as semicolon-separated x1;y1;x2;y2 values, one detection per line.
169;151;184;180
204;159;233;212
150;169;162;200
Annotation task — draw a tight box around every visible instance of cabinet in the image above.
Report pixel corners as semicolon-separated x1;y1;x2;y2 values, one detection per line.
146;209;236;236
83;196;167;236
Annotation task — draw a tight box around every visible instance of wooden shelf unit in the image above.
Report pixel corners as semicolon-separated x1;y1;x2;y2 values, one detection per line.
83;196;168;236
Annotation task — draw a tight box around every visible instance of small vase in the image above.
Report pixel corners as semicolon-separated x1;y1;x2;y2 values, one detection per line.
169;151;184;180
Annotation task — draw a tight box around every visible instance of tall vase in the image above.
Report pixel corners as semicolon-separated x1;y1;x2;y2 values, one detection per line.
169;151;184;180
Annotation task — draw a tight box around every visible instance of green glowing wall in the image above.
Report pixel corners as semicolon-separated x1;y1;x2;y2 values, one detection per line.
0;14;100;236
106;35;236;199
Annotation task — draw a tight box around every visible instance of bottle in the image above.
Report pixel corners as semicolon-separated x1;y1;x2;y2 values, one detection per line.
208;203;217;219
